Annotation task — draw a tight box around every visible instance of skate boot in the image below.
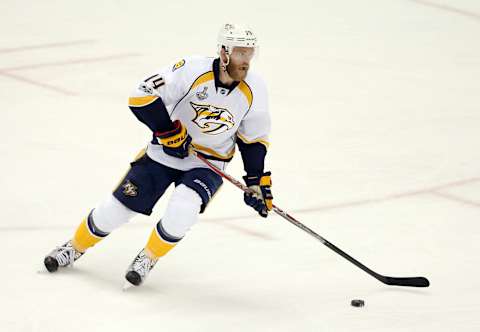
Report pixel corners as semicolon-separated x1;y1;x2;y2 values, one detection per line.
44;240;84;272
125;249;158;286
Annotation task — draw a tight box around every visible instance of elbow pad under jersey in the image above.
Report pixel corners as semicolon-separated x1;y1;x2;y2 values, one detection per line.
128;96;173;133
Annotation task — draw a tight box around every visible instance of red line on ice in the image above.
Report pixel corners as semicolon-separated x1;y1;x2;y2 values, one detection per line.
0;54;140;96
285;177;480;214
0;40;96;54
411;0;480;22
0;54;141;72
0;71;76;96
431;191;480;208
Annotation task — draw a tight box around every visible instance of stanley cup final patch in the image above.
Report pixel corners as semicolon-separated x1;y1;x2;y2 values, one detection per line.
122;180;138;197
196;86;208;100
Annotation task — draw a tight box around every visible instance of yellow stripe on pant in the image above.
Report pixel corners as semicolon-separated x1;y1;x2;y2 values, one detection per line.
145;227;177;259
72;218;104;253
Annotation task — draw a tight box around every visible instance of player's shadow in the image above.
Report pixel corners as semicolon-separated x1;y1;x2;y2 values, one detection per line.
364;285;432;297
38;264;123;288
125;277;279;314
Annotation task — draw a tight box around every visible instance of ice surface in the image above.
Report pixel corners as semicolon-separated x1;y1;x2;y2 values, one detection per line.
1;0;480;331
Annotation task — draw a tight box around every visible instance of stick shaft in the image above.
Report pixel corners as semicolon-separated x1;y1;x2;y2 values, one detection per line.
196;154;429;287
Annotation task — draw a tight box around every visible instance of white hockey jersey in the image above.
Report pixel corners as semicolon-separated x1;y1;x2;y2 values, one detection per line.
128;56;270;171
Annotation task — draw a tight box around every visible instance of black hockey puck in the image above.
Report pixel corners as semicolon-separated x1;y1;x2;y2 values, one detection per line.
351;299;365;307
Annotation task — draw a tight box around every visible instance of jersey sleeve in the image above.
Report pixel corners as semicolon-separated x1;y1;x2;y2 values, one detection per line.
236;77;270;149
129;58;192;110
127;58;192;132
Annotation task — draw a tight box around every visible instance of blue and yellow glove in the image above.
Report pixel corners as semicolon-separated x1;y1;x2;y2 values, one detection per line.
243;172;273;218
155;120;192;159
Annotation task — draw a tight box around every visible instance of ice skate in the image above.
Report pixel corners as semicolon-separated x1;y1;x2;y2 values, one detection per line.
44;240;84;272
124;249;158;287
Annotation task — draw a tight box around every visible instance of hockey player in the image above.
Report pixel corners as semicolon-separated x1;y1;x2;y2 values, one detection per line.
44;23;273;287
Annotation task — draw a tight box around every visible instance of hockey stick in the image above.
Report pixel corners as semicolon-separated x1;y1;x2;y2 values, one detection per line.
196;153;430;288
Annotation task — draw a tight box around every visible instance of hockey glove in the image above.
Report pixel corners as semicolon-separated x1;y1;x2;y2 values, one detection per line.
155;120;192;159
243;172;273;218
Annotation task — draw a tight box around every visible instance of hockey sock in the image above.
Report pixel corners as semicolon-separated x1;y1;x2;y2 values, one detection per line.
72;210;109;253
144;220;182;259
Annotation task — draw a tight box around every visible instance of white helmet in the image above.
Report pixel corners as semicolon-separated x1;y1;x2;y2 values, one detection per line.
217;23;258;55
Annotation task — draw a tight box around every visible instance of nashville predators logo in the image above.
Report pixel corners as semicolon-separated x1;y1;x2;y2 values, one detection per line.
122;180;138;197
190;102;235;135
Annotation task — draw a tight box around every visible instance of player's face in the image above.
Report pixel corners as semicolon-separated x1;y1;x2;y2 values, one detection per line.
227;47;255;81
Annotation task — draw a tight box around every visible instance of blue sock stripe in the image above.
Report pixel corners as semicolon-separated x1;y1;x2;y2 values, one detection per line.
87;210;109;238
156;220;182;243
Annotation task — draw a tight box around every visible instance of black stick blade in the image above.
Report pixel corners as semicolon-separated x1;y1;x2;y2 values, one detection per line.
381;276;430;287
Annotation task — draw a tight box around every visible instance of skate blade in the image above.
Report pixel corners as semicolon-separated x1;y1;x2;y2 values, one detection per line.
37;267;49;274
37;263;52;274
122;281;135;291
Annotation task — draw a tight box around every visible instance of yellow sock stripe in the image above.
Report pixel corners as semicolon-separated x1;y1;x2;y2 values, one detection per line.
159;125;187;148
72;218;104;252
145;227;176;258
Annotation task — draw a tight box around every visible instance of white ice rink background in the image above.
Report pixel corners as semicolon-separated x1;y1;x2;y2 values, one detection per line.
1;0;480;331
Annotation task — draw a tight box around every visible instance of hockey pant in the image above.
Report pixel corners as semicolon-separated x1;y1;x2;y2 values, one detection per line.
72;185;202;259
